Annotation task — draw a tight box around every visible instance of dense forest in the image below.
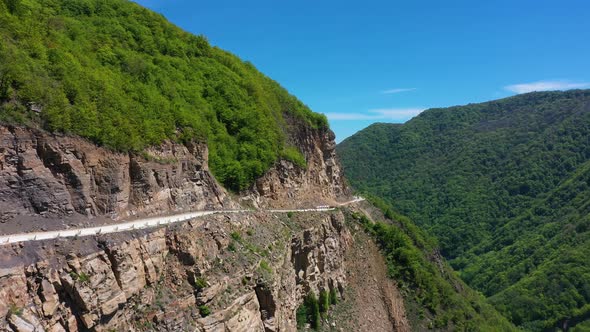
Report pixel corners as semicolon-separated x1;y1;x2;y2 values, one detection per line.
349;197;516;331
0;0;327;190
337;90;590;330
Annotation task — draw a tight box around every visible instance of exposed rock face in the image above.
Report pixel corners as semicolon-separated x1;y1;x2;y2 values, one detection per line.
0;126;232;224
0;122;386;332
0;211;351;331
245;125;349;208
268;213;352;331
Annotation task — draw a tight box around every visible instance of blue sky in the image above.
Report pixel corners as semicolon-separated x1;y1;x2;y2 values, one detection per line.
134;0;590;142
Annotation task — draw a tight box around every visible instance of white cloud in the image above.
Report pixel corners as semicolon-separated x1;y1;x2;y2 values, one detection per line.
505;80;590;94
381;88;416;94
325;108;424;121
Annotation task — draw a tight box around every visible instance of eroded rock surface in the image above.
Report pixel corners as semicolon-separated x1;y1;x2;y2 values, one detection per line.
0;126;231;225
0;123;408;332
0;211;352;331
245;124;349;208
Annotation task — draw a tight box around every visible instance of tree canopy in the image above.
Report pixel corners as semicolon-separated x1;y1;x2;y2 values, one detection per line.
338;90;590;330
0;0;327;191
351;198;516;331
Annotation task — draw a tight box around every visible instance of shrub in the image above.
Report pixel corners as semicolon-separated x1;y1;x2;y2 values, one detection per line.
329;288;338;305
230;231;242;242
199;305;211;317
305;292;321;330
227;242;236;252
70;271;90;283
8;303;22;317
295;292;322;330
296;302;308;328
319;289;329;315
194;277;207;290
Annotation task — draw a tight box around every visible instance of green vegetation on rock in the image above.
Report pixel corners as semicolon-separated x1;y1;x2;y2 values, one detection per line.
319;289;329;317
0;0;324;190
198;305;211;317
296;292;321;330
329;288;338;305
338;90;590;329
349;202;516;331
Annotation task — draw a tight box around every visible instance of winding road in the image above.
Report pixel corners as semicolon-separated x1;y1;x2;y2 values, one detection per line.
0;198;364;245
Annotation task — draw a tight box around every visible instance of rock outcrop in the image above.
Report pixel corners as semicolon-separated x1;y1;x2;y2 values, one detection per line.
245;125;348;208
0;125;232;225
0;211;351;331
0;122;398;332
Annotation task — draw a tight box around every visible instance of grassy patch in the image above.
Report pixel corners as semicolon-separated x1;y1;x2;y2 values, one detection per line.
8;303;22;317
230;231;242;242
259;259;272;273
194;276;207;290
69;271;90;283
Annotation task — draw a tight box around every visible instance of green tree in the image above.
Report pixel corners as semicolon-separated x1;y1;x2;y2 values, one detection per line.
338;90;590;329
0;0;325;191
305;292;320;330
319;289;329;316
329;288;338;305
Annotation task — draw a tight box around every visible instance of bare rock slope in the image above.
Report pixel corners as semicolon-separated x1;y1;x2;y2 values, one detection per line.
245;121;349;209
0;126;231;225
0;211;353;331
0;124;406;332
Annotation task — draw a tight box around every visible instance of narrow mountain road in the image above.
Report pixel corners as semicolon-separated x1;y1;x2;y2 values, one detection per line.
0;198;364;245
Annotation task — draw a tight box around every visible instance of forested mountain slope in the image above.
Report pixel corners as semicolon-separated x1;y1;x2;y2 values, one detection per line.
337;90;590;330
344;199;516;331
0;0;325;191
0;0;532;330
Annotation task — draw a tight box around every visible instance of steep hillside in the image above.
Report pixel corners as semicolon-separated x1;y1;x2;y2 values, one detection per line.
0;210;356;331
0;0;327;191
343;200;515;331
337;90;590;330
0;0;519;331
0;0;349;224
0;203;517;332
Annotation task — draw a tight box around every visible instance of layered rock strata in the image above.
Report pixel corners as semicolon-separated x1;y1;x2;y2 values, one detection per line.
246;125;349;208
0;211;351;331
0;125;231;224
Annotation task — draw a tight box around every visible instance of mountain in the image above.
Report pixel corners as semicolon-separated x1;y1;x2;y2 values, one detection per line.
0;0;516;331
346;199;516;331
337;89;590;330
0;0;326;191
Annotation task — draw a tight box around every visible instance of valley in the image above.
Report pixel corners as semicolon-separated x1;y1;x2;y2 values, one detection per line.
338;90;590;330
0;0;588;331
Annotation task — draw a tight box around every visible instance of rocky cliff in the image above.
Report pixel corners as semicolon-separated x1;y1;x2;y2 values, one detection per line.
0;124;347;229
245;124;348;208
0;125;232;228
0;119;413;332
0;124;397;332
0;210;352;332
